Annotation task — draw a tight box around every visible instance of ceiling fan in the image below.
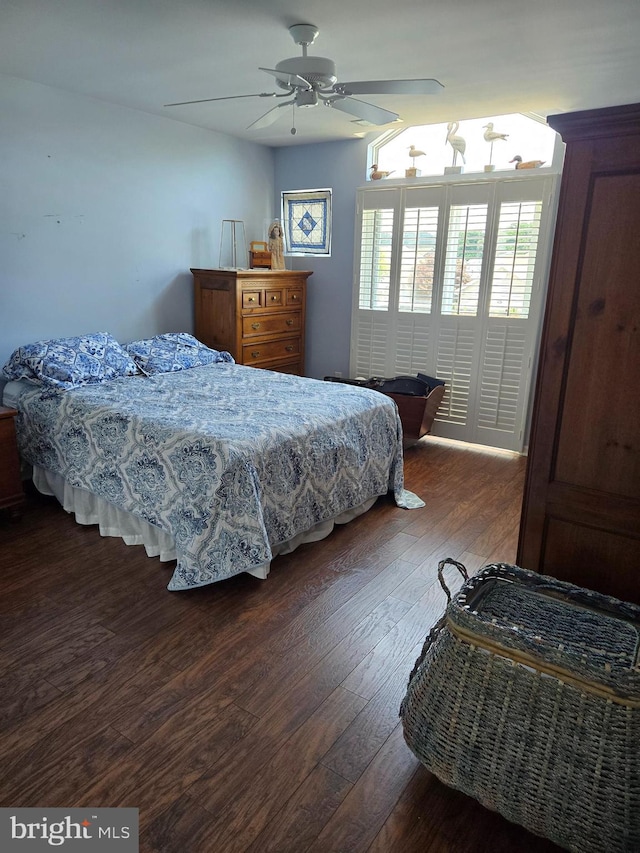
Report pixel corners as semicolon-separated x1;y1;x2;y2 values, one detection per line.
165;23;444;135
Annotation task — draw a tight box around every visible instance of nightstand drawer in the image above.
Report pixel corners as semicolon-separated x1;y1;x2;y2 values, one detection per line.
0;407;24;511
242;312;301;338
243;337;301;364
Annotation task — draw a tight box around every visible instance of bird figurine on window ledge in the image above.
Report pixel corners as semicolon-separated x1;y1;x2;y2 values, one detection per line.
446;122;467;165
408;145;426;168
510;155;546;169
483;122;509;143
370;164;394;180
483;121;509;168
406;145;426;177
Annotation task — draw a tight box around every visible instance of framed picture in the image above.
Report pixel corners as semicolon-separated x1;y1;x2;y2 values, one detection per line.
281;188;332;256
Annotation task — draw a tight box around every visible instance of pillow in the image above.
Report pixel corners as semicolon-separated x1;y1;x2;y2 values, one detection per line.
2;332;139;389
125;333;234;375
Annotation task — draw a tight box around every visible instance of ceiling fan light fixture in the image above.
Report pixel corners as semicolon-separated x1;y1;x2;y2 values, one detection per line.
296;89;319;108
275;57;337;90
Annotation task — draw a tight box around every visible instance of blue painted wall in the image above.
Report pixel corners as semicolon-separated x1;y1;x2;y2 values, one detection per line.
0;74;275;369
274;136;372;379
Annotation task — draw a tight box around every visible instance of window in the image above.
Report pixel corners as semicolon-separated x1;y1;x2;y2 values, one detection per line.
352;173;558;451
369;113;559;180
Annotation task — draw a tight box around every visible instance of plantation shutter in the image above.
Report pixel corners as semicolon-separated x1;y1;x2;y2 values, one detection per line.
351;175;557;451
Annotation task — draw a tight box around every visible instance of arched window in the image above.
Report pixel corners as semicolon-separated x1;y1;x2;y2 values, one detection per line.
368;113;559;181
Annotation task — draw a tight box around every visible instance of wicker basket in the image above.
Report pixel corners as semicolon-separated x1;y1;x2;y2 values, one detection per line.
400;560;640;853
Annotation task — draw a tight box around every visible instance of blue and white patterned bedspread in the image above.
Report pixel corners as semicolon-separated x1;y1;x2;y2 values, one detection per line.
14;364;420;589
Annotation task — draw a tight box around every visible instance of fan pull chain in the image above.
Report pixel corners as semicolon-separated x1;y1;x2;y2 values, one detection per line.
290;101;297;135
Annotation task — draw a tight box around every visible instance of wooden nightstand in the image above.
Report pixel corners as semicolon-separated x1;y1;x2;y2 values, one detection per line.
0;406;25;513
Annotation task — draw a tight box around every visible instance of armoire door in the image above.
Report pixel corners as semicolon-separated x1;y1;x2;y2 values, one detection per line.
517;103;640;604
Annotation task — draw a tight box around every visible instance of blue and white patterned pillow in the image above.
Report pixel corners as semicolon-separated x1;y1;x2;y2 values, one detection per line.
125;333;234;375
2;332;139;389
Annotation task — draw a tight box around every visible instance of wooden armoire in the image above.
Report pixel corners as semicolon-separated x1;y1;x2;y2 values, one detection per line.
517;102;640;604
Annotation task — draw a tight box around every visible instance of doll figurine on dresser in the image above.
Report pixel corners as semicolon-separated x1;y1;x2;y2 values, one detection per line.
268;220;285;270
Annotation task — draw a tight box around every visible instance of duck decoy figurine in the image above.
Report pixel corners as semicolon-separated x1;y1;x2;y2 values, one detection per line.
446;121;466;165
370;164;394;180
408;145;426;168
483;122;509;143
510;155;546;169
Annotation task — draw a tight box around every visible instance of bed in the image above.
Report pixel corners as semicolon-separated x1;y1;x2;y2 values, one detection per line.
2;332;422;590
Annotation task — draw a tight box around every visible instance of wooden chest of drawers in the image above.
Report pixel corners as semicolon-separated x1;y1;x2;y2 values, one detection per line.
192;268;312;375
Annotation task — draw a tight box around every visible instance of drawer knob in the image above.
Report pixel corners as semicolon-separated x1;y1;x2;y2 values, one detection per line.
271;295;278;301
291;294;299;300
286;319;294;326
285;345;295;352
248;296;256;302
251;322;261;330
251;350;261;358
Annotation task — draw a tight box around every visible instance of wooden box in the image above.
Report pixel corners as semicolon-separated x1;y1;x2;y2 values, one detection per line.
385;386;445;447
249;241;271;269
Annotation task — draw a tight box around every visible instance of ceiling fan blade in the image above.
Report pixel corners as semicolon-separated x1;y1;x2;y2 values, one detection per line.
259;67;311;89
327;96;399;126
336;79;444;96
164;92;278;107
247;100;294;130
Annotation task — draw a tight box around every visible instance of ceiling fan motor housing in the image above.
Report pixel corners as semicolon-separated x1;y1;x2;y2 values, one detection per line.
275;56;337;90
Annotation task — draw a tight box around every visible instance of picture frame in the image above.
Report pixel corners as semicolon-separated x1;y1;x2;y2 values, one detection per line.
281;188;332;256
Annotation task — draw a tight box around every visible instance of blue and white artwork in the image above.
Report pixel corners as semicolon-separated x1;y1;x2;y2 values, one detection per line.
282;189;332;256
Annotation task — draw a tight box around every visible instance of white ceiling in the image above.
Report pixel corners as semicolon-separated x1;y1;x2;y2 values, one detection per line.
1;0;639;147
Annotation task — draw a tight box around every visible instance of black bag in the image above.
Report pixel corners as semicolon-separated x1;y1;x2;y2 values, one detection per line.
324;373;445;397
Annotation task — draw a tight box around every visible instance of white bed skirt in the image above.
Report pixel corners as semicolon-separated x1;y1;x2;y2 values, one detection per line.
32;466;376;581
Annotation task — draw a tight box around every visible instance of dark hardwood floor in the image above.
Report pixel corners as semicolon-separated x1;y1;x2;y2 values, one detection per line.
0;437;562;852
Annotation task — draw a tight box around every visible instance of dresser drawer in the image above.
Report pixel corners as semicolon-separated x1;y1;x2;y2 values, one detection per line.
242;312;301;339
286;288;304;307
267;359;303;375
243;337;301;365
242;290;262;308
264;289;284;308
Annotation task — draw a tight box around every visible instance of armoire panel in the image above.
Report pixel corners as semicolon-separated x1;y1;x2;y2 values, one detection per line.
554;172;640;500
542;517;640;604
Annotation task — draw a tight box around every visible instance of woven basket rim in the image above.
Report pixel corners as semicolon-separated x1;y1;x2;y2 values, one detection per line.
447;617;640;707
441;561;640;696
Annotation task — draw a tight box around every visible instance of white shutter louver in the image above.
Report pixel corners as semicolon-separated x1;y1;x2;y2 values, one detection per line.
489;201;542;319
394;315;432;375
435;325;476;426
441;204;487;317
478;323;527;433
354;313;389;377
399;207;439;313
358;209;394;310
